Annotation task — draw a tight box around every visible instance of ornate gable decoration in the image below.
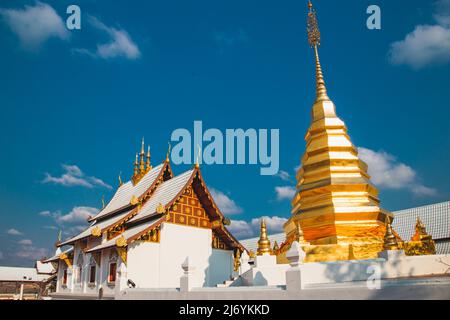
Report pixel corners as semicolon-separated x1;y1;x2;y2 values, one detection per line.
163;168;244;252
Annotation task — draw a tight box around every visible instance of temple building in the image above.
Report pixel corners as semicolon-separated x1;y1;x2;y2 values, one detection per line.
40;1;449;300
45;139;244;298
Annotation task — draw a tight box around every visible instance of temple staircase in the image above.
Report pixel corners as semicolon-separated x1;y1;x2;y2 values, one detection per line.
216;276;241;288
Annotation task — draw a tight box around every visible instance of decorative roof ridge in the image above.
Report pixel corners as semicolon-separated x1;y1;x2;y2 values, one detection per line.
86;216;165;253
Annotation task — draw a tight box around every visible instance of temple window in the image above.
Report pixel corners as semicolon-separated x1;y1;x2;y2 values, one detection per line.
89;265;96;284
108;263;117;283
75;251;84;284
107;248;118;284
62;269;68;286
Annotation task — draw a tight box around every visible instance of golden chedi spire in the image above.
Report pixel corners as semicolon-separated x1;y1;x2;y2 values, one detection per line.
257;219;272;255
383;221;399;251
283;1;391;260
307;0;329;102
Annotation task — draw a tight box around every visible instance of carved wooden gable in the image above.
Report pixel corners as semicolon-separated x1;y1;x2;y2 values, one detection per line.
166;184;211;229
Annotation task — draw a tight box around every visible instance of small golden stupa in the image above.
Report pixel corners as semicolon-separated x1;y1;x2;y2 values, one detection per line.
257;219;272;256
280;1;392;262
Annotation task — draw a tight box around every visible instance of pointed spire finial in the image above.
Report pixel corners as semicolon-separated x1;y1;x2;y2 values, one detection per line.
139;137;146;174
140;137;145;155
383;221;399;251
195;144;201;168
307;1;330;102
166;142;171;162
133;153;139;177
146;145;152;171
257;218;272;255
118;171;123;186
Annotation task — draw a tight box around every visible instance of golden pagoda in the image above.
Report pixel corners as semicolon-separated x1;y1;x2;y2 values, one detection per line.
281;1;392;262
257;219;272;256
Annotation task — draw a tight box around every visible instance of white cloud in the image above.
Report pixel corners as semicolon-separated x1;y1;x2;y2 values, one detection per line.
251;216;287;234
276;170;292;182
15;246;50;261
0;2;69;50
6;228;22;236
389;0;450;69
42;206;99;225
275;186;296;201
43;164;112;189
0;251;4;260
74;16;140;60
227;220;254;239
18;239;33;245
434;0;450;26
210;188;243;215
229;216;288;239
358;147;438;197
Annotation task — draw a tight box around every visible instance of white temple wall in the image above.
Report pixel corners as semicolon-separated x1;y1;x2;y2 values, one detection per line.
158;223;212;288
208;249;233;286
72;243;84;293
127;241;160;288
56;260;71;293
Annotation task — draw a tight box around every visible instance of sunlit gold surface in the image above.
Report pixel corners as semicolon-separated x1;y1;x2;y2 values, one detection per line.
281;1;391;261
115;235;127;248
91;226;102;237
383;222;400;250
257;219;272;255
403;218;436;255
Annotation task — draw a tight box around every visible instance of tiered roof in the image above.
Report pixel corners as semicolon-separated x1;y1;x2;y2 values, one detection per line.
58;152;243;253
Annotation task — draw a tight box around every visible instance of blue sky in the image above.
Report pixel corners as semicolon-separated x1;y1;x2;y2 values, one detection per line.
0;0;449;266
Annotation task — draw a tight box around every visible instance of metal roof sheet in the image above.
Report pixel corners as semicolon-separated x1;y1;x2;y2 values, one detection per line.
0;266;50;282
393;201;450;240
92;163;165;221
60;209;133;246
128;170;194;223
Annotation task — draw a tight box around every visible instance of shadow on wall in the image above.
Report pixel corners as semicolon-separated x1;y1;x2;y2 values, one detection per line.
321;257;417;299
254;271;268;286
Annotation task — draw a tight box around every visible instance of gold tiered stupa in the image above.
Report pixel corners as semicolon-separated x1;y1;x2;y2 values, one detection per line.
280;1;392;262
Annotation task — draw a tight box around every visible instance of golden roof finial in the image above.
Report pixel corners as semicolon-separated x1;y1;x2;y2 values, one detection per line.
307;1;330;102
118;171;123;187
146;145;152;171
133;153;139;176
195;144;201;168
166;142;171;162
257;219;272;255
139;137;146;174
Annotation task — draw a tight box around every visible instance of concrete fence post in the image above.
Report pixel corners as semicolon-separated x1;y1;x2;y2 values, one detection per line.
285;241;306;292
180;257;196;292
